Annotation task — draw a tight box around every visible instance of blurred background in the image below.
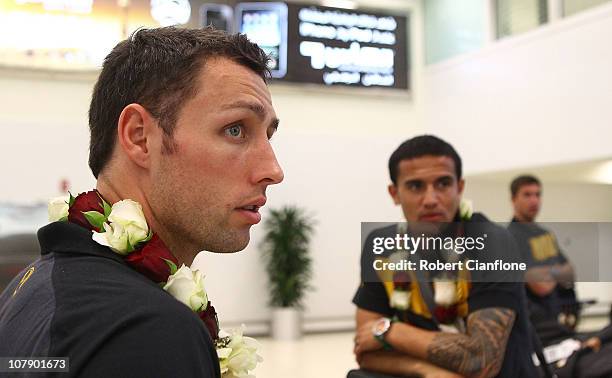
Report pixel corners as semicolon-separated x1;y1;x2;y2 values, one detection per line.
1;0;611;376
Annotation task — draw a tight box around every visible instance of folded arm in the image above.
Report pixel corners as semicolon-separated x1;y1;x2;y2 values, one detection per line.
525;262;574;296
359;351;463;378
355;307;515;378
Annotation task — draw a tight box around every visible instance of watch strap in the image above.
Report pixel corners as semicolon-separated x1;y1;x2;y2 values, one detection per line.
373;318;394;351
374;333;393;351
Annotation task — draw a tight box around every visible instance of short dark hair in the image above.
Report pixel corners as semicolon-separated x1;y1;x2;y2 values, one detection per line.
388;135;462;185
510;175;541;197
88;26;270;178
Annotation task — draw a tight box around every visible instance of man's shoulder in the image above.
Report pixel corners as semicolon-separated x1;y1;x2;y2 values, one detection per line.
47;253;218;376
70;291;218;377
466;212;515;241
507;218;550;236
51;251;202;327
360;224;398;259
366;224;398;239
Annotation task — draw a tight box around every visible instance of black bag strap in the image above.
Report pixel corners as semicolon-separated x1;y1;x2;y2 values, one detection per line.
413;267;440;329
529;323;555;378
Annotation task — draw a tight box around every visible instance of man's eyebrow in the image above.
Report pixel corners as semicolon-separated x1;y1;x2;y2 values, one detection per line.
222;100;279;131
403;175;454;185
221;100;266;120
403;179;424;185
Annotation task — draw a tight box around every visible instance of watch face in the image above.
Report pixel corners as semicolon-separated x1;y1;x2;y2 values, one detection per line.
374;322;385;334
373;318;390;336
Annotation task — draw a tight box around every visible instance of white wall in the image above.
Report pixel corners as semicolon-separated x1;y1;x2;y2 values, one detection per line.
423;3;612;175
0;71;97;202
0;0;423;332
463;179;612;223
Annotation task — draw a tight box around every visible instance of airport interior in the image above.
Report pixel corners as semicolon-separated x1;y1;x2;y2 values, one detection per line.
1;0;612;377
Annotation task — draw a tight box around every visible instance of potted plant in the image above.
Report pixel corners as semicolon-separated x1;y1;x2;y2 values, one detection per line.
260;206;314;340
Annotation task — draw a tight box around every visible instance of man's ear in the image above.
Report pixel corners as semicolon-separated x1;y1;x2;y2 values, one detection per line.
388;184;400;205
116;104;157;170
457;178;465;196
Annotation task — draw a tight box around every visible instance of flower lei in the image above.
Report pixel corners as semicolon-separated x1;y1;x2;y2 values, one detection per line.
48;190;262;377
388;201;475;325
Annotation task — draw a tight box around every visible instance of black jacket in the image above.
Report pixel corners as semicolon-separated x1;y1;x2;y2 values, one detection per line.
0;222;220;378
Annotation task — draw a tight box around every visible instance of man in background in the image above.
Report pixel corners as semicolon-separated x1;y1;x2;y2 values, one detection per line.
352;135;537;378
507;175;576;344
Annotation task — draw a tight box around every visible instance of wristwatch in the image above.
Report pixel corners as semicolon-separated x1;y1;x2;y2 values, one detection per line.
372;317;393;351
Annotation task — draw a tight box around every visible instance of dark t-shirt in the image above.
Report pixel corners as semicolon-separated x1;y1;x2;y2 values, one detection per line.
353;215;538;378
507;219;567;269
0;222;220;378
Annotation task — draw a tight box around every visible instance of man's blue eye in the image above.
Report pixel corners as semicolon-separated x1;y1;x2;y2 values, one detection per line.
226;125;244;138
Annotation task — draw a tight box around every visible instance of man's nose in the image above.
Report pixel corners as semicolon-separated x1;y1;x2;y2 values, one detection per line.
422;185;439;208
252;141;284;186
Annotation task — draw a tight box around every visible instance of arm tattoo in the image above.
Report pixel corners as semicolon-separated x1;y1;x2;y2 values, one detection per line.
426;308;516;377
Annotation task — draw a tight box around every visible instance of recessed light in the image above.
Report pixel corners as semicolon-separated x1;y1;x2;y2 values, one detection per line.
321;0;358;10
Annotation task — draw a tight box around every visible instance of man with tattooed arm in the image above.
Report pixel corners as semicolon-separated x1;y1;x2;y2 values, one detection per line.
352;136;538;378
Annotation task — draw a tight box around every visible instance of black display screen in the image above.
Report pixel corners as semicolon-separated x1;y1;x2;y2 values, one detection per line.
280;3;409;90
216;1;410;90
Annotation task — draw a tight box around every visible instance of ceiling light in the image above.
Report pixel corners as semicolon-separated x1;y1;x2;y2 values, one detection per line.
590;160;612;184
321;0;357;10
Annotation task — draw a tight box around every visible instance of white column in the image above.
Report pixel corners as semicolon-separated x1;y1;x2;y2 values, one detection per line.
484;0;498;43
548;0;563;22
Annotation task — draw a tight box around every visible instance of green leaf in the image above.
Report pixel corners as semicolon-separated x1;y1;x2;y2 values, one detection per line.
68;192;75;207
142;230;153;243
126;234;135;253
102;198;112;218
59;216;68;222
83;211;106;230
162;258;178;275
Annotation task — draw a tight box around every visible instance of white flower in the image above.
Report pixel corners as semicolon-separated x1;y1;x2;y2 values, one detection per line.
91;199;149;254
434;280;457;307
217;325;263;378
107;199;149;242
459;199;473;220
48;196;69;222
389;251;409;264
163;265;208;312
390;290;411;310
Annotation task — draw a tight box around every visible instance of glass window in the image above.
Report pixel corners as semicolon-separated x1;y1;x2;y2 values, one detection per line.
496;0;548;39
424;0;486;64
564;0;612;16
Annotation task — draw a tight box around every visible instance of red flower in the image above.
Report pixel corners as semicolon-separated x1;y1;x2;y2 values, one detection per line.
125;234;178;284
434;305;458;325
198;302;219;340
393;272;411;290
68;190;104;231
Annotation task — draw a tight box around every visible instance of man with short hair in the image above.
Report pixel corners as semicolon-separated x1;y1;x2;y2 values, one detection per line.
507;175;576;343
352;135;537;377
0;27;283;377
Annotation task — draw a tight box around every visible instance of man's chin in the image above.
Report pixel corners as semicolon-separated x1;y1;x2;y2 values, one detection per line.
205;232;251;253
409;220;453;236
